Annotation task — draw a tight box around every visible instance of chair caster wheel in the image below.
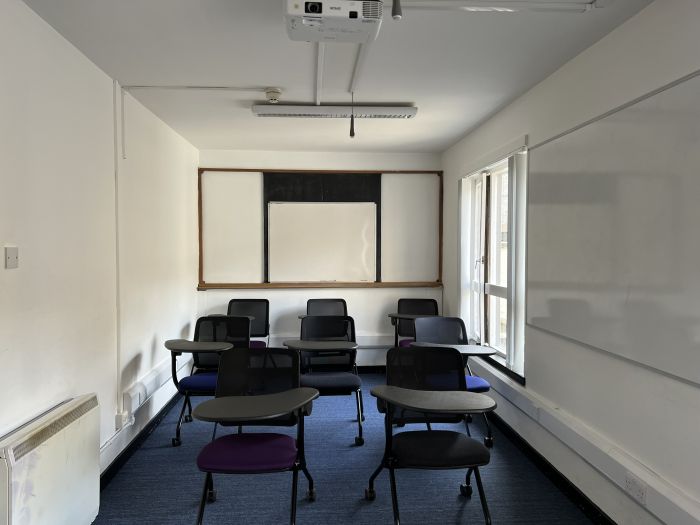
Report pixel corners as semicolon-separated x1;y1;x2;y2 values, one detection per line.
460;484;473;498
355;436;364;446
184;415;193;423
207;489;217;503
361;415;366;422
306;489;316;502
484;436;494;448
364;488;376;501
171;438;181;447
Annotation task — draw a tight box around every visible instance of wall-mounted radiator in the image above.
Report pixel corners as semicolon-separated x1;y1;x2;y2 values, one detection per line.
0;394;100;525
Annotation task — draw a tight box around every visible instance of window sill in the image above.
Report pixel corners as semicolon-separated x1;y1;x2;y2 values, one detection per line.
481;354;525;386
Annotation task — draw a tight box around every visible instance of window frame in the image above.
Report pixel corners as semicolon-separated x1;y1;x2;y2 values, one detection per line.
460;149;527;380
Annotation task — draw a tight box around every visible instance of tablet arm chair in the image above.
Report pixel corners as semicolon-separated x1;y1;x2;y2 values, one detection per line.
168;315;250;446
227;298;270;348
364;346;496;525
299;315;365;445
413;316;494;446
395;298;439;347
194;348;318;525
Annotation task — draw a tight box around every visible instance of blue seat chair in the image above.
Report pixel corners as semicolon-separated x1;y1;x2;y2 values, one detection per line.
414;316;494;446
169;315;250;446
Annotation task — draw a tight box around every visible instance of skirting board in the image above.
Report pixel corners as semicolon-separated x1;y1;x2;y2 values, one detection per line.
470;359;700;525
100;357;190;472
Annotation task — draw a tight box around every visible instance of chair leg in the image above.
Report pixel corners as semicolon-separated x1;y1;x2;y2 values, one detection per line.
290;467;299;525
172;394;189;446
460;468;473;497
365;463;384;500
359;387;366;421
388;467;401;525
464;417;472;437
473;467;491;525
184;396;193;423
482;413;494;447
211;422;218;441
196;473;211;525
354;390;364;446
301;465;316;501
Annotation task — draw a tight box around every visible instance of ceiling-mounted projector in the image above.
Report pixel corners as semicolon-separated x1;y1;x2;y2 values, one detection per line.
285;0;383;43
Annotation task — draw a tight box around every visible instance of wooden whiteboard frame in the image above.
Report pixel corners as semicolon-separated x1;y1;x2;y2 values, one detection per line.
197;168;443;290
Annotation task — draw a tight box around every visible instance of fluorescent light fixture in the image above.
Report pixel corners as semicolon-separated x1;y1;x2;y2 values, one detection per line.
402;0;601;13
252;105;418;118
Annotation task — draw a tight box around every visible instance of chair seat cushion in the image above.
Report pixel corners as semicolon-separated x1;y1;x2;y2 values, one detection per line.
178;371;217;394
249;340;267;348
300;372;362;394
398;339;414;347
392;430;490;468
466;375;491;393
197;433;297;474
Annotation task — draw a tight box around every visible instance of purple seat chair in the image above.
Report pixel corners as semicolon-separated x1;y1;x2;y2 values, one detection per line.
299;315;365;446
169;315;250;447
195;347;315;525
227;298;270;348
394;298;439;347
413;316;494;447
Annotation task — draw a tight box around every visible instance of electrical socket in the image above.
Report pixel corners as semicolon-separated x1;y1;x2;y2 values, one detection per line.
624;471;648;506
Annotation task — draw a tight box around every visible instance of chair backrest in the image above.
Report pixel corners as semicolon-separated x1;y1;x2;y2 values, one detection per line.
306;298;347;316
414;316;468;345
227;299;270;338
215;347;299;397
193;315;251;369
386;345;466;391
300;315;357;373
216;347;302;425
397;298;439;337
300;315;356;342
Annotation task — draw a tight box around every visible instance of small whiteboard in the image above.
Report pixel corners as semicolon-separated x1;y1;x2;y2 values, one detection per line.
268;202;376;282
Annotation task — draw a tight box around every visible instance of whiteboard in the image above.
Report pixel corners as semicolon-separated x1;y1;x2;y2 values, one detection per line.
381;173;440;281
268;202;376;282
201;171;263;282
527;72;700;385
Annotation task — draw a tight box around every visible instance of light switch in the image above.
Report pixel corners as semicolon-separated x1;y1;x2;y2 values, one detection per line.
5;246;18;269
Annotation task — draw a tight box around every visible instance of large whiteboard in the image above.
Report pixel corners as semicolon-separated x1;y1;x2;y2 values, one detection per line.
268;202;376;282
527;72;700;385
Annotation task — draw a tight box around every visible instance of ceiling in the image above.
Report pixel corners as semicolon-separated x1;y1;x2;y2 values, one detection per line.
23;0;650;153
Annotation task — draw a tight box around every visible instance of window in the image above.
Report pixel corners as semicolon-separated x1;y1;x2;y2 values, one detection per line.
461;151;526;378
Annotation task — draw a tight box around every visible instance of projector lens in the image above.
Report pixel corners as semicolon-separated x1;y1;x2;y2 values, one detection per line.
305;2;322;14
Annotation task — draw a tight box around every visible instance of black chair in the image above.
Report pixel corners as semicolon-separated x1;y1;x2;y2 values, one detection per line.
195;347;316;525
365;346;494;524
227;298;270;348
395;298;439;347
414;316;494;446
306;298;347;316
299;315;365;445
170;315;250;447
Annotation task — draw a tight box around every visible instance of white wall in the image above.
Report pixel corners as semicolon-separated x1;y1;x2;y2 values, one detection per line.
0;0;199;471
442;1;700;524
198;149;443;364
0;0;117;444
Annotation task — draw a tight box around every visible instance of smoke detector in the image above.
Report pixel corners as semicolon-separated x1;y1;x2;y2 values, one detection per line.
265;87;282;104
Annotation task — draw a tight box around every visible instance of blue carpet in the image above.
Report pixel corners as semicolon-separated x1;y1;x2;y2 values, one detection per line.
96;374;594;524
